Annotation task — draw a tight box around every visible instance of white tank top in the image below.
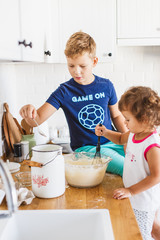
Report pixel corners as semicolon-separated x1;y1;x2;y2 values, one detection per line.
123;130;160;211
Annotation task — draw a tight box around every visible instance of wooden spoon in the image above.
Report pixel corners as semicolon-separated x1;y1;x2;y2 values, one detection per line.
21;119;33;135
14;117;25;135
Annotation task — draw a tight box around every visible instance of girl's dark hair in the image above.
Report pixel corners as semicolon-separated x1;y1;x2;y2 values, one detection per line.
119;86;160;128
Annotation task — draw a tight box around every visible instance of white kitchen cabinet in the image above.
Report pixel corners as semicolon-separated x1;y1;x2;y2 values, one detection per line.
0;0;21;60
0;0;115;63
19;0;45;62
60;0;116;63
47;0;116;63
0;0;45;62
44;0;60;63
117;0;160;46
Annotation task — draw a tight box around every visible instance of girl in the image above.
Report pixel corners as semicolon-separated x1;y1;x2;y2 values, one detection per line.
95;86;160;240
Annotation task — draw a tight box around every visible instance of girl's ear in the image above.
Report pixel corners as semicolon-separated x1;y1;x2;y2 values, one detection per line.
141;115;149;125
93;57;98;67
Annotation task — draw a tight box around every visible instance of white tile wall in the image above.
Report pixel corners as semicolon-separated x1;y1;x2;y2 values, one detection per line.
0;46;160;155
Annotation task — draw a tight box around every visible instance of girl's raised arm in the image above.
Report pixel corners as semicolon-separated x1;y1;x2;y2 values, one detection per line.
95;125;130;145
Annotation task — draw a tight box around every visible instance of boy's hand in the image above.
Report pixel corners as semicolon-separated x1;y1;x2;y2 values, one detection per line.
19;104;37;119
95;124;107;137
113;188;132;200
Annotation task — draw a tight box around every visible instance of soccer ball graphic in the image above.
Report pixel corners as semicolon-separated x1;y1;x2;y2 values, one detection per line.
78;104;104;129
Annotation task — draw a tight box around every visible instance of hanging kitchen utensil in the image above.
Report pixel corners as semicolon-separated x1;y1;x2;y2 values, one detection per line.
2;112;13;152
3;103;22;151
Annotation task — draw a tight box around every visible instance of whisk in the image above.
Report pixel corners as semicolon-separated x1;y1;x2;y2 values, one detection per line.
92;123;102;164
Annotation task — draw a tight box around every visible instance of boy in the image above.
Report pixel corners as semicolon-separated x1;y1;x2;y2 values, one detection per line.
20;31;127;176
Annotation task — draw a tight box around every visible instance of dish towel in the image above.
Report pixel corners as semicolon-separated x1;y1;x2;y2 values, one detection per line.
0;181;35;207
16;185;35;207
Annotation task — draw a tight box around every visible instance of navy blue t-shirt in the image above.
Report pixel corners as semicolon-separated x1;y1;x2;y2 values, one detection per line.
46;75;117;150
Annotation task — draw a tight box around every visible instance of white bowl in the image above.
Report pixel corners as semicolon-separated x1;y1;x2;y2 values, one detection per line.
64;152;111;188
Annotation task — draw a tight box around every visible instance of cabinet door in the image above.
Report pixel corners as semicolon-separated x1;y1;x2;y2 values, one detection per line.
0;0;21;60
19;0;45;62
117;0;160;46
44;0;60;63
59;0;116;63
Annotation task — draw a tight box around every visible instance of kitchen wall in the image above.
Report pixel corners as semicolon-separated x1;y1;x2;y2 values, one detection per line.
0;45;160;154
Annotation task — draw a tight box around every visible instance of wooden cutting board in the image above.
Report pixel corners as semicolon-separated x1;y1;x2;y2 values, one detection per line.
2;112;13;152
3;103;22;151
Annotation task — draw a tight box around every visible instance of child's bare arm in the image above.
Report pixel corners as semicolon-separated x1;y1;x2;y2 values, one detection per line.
109;103;128;133
95;124;129;145
113;188;131;199
19;102;57;126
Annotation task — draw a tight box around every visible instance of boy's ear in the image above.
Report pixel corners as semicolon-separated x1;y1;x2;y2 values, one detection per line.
93;57;98;66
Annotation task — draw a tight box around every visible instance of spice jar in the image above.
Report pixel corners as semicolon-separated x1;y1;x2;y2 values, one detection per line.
21;141;29;160
13;143;23;163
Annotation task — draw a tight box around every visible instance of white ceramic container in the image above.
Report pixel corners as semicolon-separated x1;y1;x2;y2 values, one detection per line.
31;144;65;198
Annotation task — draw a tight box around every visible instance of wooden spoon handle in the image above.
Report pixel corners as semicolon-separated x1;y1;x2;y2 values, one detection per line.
14;117;25;135
22;160;43;168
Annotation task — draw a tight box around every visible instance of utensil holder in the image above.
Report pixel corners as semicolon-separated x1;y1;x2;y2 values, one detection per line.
21;134;36;157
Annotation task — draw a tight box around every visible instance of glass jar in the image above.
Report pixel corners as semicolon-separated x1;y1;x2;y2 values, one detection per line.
21;134;36;157
13;143;23;163
21;141;29;160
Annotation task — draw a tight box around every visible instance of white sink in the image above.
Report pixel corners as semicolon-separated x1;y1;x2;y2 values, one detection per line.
0;209;114;240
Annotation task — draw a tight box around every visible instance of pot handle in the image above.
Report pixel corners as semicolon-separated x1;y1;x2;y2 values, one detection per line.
25;149;32;160
24;150;61;167
42;152;60;167
22;160;43;168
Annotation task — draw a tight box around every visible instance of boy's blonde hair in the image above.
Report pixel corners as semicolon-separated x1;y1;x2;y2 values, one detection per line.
64;31;96;59
119;86;160;128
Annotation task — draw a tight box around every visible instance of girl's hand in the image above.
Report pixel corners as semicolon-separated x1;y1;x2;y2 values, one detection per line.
95;124;107;137
113;188;132;200
19;104;37;119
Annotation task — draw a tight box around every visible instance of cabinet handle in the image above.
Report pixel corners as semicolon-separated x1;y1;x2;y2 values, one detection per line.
103;52;112;57
25;41;32;48
18;40;32;48
18;40;26;46
44;50;51;56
